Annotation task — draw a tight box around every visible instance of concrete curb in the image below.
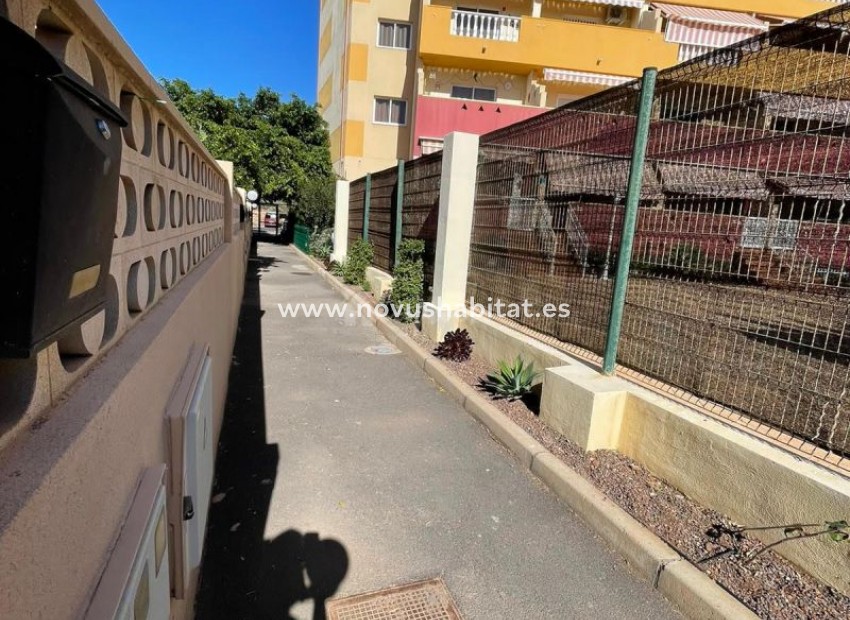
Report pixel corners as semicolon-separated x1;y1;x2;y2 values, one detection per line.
292;248;758;620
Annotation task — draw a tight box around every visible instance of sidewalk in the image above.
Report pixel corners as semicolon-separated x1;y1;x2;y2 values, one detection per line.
195;242;679;620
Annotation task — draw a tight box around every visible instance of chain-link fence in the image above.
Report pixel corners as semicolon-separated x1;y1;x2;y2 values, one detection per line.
470;5;850;467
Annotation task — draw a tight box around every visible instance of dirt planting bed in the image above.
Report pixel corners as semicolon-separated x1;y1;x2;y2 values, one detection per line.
399;322;850;620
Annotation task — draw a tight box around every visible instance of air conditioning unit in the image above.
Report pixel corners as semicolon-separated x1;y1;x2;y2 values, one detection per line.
85;466;171;620
167;344;214;599
606;6;626;25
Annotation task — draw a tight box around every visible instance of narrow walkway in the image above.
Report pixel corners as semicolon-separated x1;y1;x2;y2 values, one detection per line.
196;243;679;620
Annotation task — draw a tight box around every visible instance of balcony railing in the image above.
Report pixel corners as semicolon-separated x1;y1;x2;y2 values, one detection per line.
450;10;520;43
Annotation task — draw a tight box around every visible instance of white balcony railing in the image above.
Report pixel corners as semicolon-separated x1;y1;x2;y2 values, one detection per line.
450;10;520;43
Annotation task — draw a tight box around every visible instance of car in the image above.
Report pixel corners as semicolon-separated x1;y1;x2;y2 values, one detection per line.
264;212;278;228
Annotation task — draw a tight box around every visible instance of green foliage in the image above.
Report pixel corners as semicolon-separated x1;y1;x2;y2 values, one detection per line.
388;239;425;323
160;79;335;228
342;239;373;287
665;243;708;276
632;243;739;282
585;249;617;277
481;357;539;401
330;260;345;277
434;329;474;362
309;228;334;261
293;175;335;231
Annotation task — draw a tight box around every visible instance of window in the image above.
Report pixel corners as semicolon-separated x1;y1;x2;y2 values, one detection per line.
450;86;496;102
374;97;407;125
419;137;444;155
378;21;412;49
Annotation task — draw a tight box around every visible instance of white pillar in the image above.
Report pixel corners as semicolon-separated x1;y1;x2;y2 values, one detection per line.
331;180;350;263
532;0;543;18
421;132;480;341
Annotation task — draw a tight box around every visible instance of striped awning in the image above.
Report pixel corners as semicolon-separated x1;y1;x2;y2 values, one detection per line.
546;153;664;199
543;68;633;87
768;177;850;201
573;0;645;7
652;3;767;49
760;93;850;123
657;163;770;199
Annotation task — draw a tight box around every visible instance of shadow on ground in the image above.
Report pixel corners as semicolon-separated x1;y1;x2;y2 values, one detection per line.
195;253;348;620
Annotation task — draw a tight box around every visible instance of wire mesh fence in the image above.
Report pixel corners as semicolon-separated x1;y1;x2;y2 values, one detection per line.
470;85;647;356
367;166;398;273
402;152;443;296
348;177;366;249
470;5;850;466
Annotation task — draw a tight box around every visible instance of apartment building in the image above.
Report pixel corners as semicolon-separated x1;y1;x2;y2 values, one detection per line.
318;0;839;180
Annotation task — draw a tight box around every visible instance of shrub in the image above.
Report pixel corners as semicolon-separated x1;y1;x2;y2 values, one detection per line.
633;243;739;282
388;239;425;323
342;239;373;287
310;227;334;261
481;356;539;401
329;260;344;277
585;249;618;278
434;329;474;362
665;243;707;276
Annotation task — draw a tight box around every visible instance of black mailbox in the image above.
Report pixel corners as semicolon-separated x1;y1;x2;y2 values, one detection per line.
0;18;127;358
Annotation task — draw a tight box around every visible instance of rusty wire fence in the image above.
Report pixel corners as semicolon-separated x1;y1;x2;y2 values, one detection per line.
367;166;398;273
471;5;850;468
347;177;366;249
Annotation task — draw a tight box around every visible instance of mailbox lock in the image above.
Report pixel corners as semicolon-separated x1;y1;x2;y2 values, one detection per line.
96;119;111;140
182;495;195;521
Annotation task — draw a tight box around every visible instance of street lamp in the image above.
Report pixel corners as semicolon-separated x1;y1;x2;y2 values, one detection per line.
247;190;259;237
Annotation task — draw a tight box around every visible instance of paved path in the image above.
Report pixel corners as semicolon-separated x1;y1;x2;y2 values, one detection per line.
196;243;678;620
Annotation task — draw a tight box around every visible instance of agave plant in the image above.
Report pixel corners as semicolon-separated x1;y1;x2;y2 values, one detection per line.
434;329;474;362
481;356;539;401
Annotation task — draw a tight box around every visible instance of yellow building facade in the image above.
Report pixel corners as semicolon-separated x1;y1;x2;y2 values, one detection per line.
318;0;839;180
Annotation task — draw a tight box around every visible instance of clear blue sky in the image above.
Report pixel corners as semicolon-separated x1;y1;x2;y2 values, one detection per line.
97;0;319;101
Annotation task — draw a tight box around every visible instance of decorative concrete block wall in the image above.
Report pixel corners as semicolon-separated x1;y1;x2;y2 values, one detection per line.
0;2;250;618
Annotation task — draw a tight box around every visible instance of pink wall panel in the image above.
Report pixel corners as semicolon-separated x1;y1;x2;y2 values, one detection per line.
413;96;545;156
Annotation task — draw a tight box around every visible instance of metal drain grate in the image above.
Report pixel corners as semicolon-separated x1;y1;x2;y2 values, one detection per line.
326;578;462;620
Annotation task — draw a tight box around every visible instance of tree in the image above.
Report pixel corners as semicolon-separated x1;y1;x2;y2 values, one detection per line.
160;79;336;228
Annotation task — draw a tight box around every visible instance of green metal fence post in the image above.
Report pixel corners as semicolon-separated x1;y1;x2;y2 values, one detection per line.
602;67;657;376
363;173;372;241
394;160;405;269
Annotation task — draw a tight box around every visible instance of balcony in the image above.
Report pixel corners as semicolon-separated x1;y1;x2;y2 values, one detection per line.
450;9;521;43
420;4;680;78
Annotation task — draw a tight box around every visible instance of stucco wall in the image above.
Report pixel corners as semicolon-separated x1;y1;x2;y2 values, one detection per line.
0;233;249;619
0;1;250;618
328;0;421;180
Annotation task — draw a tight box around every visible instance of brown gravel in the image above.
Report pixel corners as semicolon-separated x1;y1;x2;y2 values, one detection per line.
395;321;850;620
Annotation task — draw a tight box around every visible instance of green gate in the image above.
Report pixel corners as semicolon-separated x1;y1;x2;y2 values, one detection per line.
293;224;311;253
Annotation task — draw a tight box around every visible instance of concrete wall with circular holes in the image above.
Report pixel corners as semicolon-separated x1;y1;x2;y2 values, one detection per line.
0;2;251;618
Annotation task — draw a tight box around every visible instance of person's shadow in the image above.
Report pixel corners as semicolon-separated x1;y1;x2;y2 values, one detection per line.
259;530;349;620
195;253;349;620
